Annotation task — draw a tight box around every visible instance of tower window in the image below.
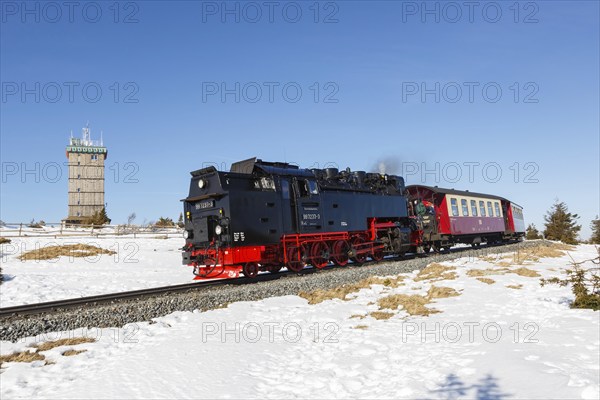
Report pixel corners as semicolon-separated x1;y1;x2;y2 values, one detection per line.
77;188;80;192
91;154;98;161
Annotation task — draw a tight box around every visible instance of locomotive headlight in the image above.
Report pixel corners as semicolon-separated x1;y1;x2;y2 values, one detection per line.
183;230;189;239
198;179;206;189
215;225;223;235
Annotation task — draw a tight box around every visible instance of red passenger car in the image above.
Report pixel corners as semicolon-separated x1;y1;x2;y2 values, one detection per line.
406;185;525;252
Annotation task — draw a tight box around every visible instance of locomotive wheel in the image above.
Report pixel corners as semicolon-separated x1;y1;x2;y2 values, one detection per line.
331;240;350;267
432;242;442;253
310;241;330;269
286;245;307;272
243;262;259;278
422;244;431;253
350;237;367;265
371;246;384;262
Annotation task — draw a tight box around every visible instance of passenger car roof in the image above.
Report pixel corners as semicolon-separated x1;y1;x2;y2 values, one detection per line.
406;185;508;202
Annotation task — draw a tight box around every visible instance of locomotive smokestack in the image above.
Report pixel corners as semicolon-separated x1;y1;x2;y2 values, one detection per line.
325;168;339;180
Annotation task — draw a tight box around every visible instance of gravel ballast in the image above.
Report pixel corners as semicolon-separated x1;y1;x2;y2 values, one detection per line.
0;241;544;342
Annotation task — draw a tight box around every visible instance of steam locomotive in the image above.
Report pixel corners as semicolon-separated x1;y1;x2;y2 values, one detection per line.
181;158;525;280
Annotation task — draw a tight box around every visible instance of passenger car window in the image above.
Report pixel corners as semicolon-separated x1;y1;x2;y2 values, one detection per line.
494;202;501;217
487;201;493;217
479;201;486;216
461;199;469;216
470;200;478;217
450;198;459;216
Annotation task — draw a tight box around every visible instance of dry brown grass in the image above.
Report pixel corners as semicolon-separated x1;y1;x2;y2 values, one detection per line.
0;338;96;367
375;285;460;317
476;277;496;285
468;266;539;280
510;245;566;264
550;242;576;251
35;337;96;351
378;294;438;316
353;325;369;330
368;311;395;320
511;267;541;278
496;261;513;268
19;244;116;261
299;275;405;304
497;243;573;266
467;268;508;277
507;284;523;289
426;285;461;299
0;351;46;366
350;314;366;319
481;255;500;263
0;237;11;244
62;349;87;357
480;243;573;268
415;263;457;282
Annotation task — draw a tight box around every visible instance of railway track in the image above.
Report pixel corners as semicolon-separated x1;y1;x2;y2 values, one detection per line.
0;274;284;318
0;241;521;318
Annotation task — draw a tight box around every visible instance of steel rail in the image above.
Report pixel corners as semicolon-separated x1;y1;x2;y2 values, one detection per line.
0;277;266;317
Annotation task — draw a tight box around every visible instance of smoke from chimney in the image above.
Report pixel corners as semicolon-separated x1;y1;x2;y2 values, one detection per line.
372;157;400;175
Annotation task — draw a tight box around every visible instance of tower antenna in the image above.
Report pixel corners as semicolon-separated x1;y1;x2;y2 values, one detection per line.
82;123;91;145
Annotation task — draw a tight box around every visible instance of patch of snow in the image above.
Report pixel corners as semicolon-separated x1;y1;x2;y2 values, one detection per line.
0;235;190;307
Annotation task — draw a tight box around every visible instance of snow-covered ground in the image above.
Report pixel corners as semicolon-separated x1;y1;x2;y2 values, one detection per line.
0;233;191;307
1;243;598;399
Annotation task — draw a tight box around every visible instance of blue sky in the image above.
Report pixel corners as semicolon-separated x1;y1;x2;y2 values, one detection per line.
1;0;599;238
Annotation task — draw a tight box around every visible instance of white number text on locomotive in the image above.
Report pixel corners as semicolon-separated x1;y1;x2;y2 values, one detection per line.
233;232;246;242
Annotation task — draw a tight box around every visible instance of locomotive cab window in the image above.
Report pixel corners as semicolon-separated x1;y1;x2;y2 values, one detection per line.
461;199;469;216
299;180;318;197
260;177;276;191
450;198;459;216
308;180;318;195
470;200;478;217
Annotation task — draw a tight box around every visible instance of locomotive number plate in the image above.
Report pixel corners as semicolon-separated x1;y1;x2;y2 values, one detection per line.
195;200;215;210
